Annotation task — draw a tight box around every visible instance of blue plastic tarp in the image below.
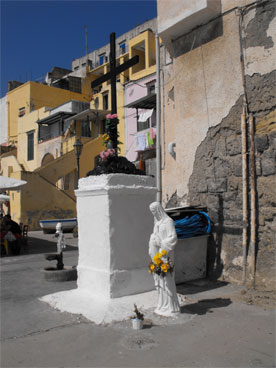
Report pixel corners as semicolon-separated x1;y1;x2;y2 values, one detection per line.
174;212;211;239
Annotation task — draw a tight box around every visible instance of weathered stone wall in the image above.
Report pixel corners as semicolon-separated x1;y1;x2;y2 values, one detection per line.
188;73;275;287
161;1;275;287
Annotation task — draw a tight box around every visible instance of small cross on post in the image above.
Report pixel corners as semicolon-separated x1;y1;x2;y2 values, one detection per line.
91;32;139;151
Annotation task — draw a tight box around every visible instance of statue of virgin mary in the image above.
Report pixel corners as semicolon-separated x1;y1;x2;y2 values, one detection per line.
149;202;180;316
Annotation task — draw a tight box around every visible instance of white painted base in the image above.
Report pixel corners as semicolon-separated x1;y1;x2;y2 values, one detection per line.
40;289;158;324
75;174;157;299
40;289;188;325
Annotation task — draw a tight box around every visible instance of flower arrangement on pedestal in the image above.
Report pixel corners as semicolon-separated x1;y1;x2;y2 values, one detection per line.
105;113;120;151
99;114;122;161
148;249;174;277
99;148;115;161
86;114;145;176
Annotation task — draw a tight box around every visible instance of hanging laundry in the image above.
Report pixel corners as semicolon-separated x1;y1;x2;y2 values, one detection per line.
150;127;156;140
137;134;146;150
138;109;154;122
147;132;154;147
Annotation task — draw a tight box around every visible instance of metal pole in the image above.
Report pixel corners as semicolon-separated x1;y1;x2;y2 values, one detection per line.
249;114;256;287
155;33;161;203
85;26;88;58
241;103;248;284
76;157;80;181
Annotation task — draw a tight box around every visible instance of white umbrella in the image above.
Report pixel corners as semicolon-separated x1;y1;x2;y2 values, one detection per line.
0;176;27;192
0;194;10;203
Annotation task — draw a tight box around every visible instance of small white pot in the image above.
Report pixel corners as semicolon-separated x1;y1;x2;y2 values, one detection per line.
132;318;143;330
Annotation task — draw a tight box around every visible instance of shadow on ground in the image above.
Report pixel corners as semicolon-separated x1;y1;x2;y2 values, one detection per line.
1;237;77;257
27;237;76;255
181;297;232;315
177;279;229;296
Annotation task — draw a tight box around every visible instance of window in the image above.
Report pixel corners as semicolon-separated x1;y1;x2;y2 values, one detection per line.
147;81;156;95
74;66;79;71
119;42;126;55
147;84;155;95
27;131;34;161
103;93;108;110
18;107;26;117
137;109;154;131
151;110;156;127
100;119;106;134
99;54;106;65
93;86;102;94
137;118;150;132
63;174;70;190
81;118;91;137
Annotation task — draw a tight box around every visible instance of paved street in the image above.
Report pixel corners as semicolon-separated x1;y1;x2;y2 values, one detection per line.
0;232;275;368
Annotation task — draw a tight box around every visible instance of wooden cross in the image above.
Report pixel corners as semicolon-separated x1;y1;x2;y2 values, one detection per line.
91;32;139;115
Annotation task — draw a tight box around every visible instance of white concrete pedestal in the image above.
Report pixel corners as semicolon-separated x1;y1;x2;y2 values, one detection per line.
76;174;157;298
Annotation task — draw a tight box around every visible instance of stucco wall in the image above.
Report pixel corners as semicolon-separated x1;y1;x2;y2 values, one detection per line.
158;0;221;38
160;1;275;287
16;171;76;230
0;96;8;144
161;9;245;204
6;82;87;145
37;137;62;168
0;153;22;177
17;108;50;171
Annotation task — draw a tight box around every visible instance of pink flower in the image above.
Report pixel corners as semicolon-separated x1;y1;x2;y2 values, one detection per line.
100;148;115;161
106;114;112;119
111;114;118;119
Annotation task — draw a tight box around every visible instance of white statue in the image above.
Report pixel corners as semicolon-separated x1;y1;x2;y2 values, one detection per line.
149;202;180;317
55;222;66;254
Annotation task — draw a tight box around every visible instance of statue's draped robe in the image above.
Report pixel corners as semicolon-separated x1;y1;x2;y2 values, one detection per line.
149;209;180;316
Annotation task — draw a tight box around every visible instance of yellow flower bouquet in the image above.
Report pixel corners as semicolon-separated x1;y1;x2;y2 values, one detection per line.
148;250;174;277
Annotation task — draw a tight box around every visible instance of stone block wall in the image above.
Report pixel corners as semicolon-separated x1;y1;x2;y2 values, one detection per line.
189;72;276;284
188;75;275;287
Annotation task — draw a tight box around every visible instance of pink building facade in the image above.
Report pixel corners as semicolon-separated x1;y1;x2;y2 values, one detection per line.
124;74;156;164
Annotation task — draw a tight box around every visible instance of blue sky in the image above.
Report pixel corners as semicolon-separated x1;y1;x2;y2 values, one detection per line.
0;0;157;97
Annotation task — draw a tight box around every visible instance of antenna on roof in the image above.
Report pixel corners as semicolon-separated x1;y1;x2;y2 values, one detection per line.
85;25;88;58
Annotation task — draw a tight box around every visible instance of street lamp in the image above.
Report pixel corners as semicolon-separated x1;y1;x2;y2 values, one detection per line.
74;137;83;183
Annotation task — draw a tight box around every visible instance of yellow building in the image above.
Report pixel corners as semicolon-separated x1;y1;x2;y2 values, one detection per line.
88;29;157;156
129;30;156;81
1;97;109;229
6;81;89;147
1;79;104;228
1;22;157;230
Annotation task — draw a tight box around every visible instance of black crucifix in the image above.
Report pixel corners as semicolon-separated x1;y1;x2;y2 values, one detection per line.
91;33;139;149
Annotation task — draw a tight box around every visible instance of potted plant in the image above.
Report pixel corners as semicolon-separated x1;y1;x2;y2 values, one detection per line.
130;304;144;330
